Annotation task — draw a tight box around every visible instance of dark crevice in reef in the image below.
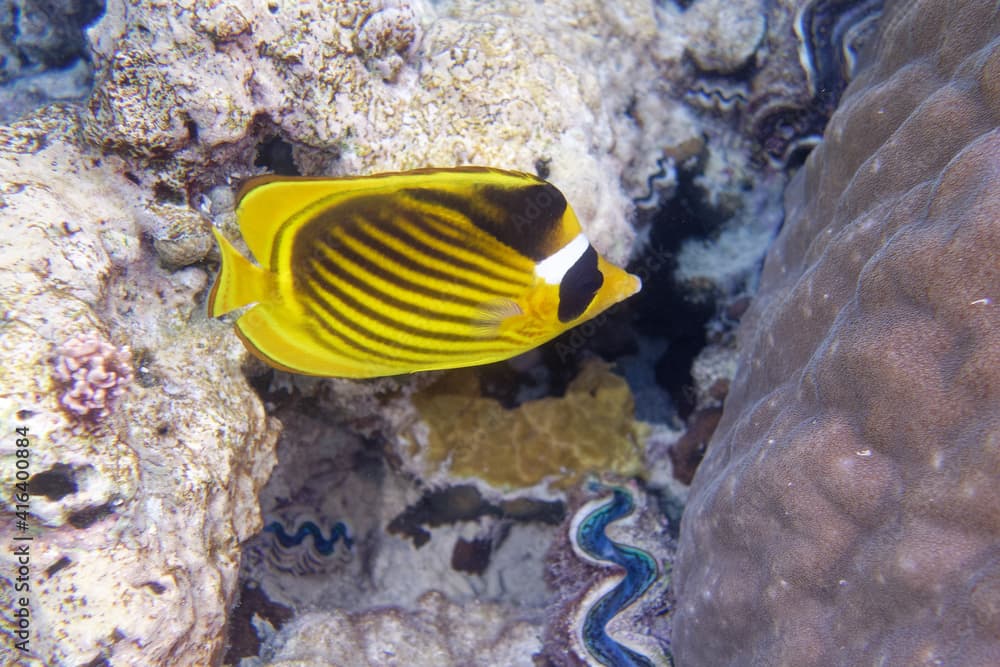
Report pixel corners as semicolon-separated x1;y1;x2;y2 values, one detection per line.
79;655;110;667
67;502;114;529
225;582;294;665
477;158;740;423
152;180;186;205
254;135;300;176
29;463;79;500
45;555;73;577
628;161;733;420
3;0;105;70
246;367;278;401
388;484;566;548
476;302;640;409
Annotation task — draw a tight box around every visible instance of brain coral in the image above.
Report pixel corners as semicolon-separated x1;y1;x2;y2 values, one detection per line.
672;0;1000;664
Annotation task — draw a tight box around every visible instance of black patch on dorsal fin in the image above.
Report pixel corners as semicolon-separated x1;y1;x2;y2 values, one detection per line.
405;182;567;261
558;245;603;323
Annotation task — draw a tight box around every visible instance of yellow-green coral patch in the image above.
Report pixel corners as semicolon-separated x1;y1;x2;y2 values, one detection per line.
412;359;648;490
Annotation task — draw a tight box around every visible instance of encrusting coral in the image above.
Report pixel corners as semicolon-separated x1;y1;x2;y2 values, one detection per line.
672;0;1000;663
81;0;708;267
254;590;543;667
405;359;648;492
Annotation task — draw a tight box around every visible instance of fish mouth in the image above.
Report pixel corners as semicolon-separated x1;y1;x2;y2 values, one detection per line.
625;272;642;296
573;257;641;323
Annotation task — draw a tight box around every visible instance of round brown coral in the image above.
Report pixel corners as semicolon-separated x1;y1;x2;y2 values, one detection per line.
672;0;1000;664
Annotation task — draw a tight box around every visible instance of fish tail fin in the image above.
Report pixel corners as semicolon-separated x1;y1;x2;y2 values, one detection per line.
208;228;276;317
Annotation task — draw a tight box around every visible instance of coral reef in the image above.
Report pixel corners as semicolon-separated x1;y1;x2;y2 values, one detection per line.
0;0;826;664
237;411;382;616
403;359;648;492
232;401;563;664
682;0;766;75
251;591;543;667
681;0;885;166
673;0;1000;663
0;108;278;665
232;398;570;664
79;0;710;266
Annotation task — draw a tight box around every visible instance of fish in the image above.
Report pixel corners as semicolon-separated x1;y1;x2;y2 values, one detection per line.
208;166;641;378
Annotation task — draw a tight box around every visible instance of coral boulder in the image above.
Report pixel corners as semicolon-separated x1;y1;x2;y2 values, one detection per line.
673;0;1000;664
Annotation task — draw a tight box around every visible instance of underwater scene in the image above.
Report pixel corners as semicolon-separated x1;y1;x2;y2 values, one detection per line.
0;0;998;665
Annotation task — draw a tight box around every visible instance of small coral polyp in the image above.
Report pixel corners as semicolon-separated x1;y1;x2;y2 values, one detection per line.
52;332;133;420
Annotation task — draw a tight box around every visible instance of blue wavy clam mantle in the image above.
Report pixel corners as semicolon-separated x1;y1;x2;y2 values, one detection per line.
262;519;353;575
265;519;353;555
570;485;663;667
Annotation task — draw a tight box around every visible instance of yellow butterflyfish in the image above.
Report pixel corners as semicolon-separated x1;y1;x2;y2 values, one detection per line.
209;167;641;378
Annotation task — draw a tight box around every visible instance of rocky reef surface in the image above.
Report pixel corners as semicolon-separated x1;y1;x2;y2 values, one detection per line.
674;0;1000;663
4;0;983;665
0;108;279;665
0;1;705;664
0;0;104;122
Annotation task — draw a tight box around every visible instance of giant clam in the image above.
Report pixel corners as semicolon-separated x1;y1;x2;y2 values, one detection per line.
682;0;884;167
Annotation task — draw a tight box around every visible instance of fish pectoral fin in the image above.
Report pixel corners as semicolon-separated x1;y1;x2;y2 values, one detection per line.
469;298;523;338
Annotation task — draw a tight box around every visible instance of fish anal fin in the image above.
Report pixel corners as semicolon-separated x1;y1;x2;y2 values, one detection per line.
235;304;384;378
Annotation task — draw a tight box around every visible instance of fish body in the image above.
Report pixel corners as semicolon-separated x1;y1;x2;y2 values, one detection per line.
209;167;641;378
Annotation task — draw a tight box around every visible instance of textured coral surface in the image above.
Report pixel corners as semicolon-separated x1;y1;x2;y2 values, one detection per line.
81;0;708;266
673;0;1000;664
258;591;542;667
409;360;647;491
0;110;278;666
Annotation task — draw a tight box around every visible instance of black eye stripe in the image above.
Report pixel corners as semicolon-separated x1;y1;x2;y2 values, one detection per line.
557;245;603;323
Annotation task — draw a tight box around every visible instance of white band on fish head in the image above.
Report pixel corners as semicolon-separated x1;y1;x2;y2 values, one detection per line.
535;233;590;285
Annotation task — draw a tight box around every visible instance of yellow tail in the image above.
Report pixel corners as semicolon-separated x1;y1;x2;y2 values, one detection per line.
208;228;277;317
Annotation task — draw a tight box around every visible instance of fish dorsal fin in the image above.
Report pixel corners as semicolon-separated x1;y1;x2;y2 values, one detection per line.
235;167;583;269
393;168;581;261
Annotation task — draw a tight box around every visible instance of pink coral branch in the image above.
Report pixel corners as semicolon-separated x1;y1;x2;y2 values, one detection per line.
53;332;133;420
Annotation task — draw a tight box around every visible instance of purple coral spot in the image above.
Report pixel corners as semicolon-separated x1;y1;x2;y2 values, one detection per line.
52;332;133;420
